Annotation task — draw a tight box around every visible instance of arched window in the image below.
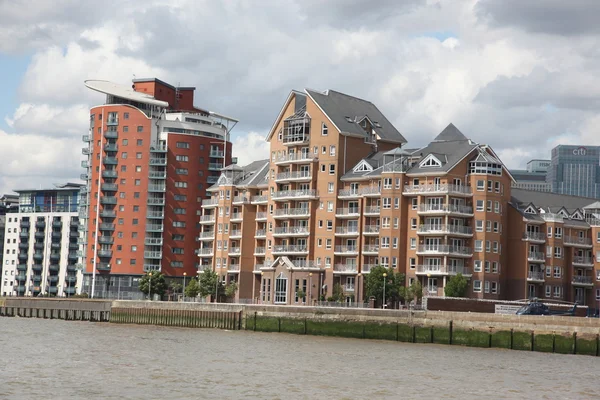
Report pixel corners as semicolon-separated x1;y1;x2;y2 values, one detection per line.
274;272;287;304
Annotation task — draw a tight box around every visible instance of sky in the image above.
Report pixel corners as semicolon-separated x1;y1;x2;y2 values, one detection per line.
1;0;600;194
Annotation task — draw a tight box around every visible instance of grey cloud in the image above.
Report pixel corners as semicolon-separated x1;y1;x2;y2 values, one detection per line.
476;0;600;36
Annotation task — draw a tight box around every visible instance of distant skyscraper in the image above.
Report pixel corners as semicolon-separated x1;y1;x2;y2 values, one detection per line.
547;145;600;198
510;159;551;192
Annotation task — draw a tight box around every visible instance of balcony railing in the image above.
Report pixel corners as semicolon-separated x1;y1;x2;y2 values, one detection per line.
149;158;167;166
363;225;380;234
273;208;310;218
359;187;381;196
101;183;118;192
200;215;216;223
230;213;243;221
209;150;224;158
98;236;114;244
229;247;241;255
364;206;380;214
572;276;593;285
198;231;215;239
197;248;214;256
572;256;594;266
527;252;545;261
251;195;268;204
232;196;250;204
147;211;164;219
99;223;115;230
335;227;359;235
417;224;473;235
362;264;377;273
202;198;219;207
334;245;359;254
333;264;358;273
104;131;118;139
208;163;224;171
272;189;318;200
403;184;472;195
100;210;116;218
418;204;473;215
522;232;546;241
148;184;166;192
338;189;360;198
228;264;240;272
563;236;592;246
146;224;164;232
144;251;162;259
100;197;117;205
282;134;310;145
145;238;163;246
255;229;266;237
527;271;545;281
98;250;113;258
102;157;118;165
417;245;472;256
275;171;312;181
149;171;166;179
256;212;267;220
363;245;380;253
272;245;308;254
147;197;165;205
275;153;316;164
102;170;118;178
335;208;360;217
254;247;266;255
104;143;118;152
273;227;309;236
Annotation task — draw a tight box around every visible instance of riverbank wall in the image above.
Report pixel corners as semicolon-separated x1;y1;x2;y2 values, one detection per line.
2;298;599;356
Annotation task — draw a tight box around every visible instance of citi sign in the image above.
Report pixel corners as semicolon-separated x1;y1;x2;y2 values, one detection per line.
573;147;587;156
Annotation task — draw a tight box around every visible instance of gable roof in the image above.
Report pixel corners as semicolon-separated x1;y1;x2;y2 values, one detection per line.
305;89;406;144
406;139;478;175
433;123;468;142
510;188;600;214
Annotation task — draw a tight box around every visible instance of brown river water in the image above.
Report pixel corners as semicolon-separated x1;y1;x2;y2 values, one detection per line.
0;318;598;399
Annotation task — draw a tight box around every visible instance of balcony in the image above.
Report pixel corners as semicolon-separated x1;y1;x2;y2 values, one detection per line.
146;224;164;232
99;223;115;231
81;160;89;168
104;143;118;152
15;273;27;281
149;171;166;179
254;247;266;255
197;231;215;241
335;226;359;236
82;147;91;156
273;227;309;237
362;264;376;273
209;150;224;158
403;184;473;196
20;220;31;228
275;153;317;165
273;208;310;219
363;225;380;236
19;242;29;249
417;224;473;237
32;264;43;272
251;195;268;204
572;276;593;286
100;196;117;205
34;232;45;240
100;210;116;218
51;232;61;240
417;245;472;257
563;236;593;248
200;215;216;224
256;212;267;221
104;131;118;139
333;245;359;255
230;230;242;238
102;170;118;178
418;204;474;216
522;231;546;243
98;236;114;244
98;250;113;258
363;206;380;216
232;196;250;205
102;157;118;165
17;264;27;271
335;208;360;219
362;244;379;255
48;263;59;271
82;135;91;142
68;242;78;250
34;243;44;250
32;253;43;261
101;183;118;192
275;171;312;183
202;198;219;208
16;286;26;293
106;117;119;126
65;276;77;283
148;184;166;192
416;265;471;276
98;263;111;271
197;248;214;257
338;189;360;199
149;158;167;166
32;274;43;282
52;220;63;229
572;256;594;268
333;264;358;274
254;229;266;238
144;251;162;259
527;252;545;263
208;163;224;171
271;189;318;201
147;211;164;219
147;197;165;206
230;212;243;222
145;238;163;246
80;173;89;181
227;264;240;273
527;271;545;282
150;144;167;153
282;134;310;146
50;253;60;261
272;245;308;255
35;221;46;229
229;247;241;256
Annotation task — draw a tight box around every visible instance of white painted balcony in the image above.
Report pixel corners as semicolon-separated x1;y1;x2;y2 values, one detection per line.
335;207;360;218
359;187;381;197
363;225;380;235
254;229;266;238
251;195;268;204
563;235;593;248
418;204;473;216
145;238;163;246
202;198;219;208
522;231;546;242
197;264;212;273
403;184;473;196
527;252;545;262
416;264;449;275
228;264;240;272
362;264;377;273
198;248;214;256
229;247;241;255
282;134;310;146
363;206;380;215
273;226;310;237
338;189;360;199
272;245;308;255
540;213;563;223
572;256;594;267
230;212;243;221
273;208;310;219
417;245;472;257
275;153;317;165
256;212;268;220
572;275;593;286
144;251;162;259
271;189;318;201
527;271;545;282
334;264;358;274
334;245;359;255
200;215;216;224
229;230;242;238
232;196;250;204
417;224;473;236
253;247;266;255
335;226;360;236
362;245;379;255
198;231;215;240
253;263;265;272
275;171;312;182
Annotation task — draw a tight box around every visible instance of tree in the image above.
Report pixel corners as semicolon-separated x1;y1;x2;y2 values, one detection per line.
198;270;224;300
225;282;238;299
184;278;200;298
296;289;306;303
364;266;406;306
444;273;469;298
138;272;167;298
169;281;183;296
405;280;423;304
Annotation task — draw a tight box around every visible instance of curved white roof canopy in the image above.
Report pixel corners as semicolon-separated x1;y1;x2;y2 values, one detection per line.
84;80;169;108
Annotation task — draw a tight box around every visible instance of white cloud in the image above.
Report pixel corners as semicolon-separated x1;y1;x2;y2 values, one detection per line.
5;103;89;137
232;132;270;166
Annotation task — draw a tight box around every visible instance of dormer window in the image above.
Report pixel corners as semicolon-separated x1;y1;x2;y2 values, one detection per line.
419;154;442;168
524;205;537;214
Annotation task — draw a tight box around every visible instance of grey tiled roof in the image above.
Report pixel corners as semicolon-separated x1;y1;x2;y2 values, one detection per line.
433;123;468;142
510;188;598;213
207;159;269;190
406;139;479;174
510;170;547;182
306;89;407;144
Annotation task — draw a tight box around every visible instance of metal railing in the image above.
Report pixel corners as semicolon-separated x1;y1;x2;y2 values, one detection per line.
338;189;360;197
251;195;268;203
273;227;309;235
527;271;544;281
335;207;360;216
364;206;380;214
403;184;472;195
274;208;310;217
417;245;472;255
272;189;317;199
522;231;546;241
418;204;473;214
275;153;316;163
334;245;358;253
572;276;593;284
335;226;359;234
564;236;592;246
417;224;473;235
527;252;545;261
232;196;250;204
276;171;312;181
272;245;308;253
334;264;358;273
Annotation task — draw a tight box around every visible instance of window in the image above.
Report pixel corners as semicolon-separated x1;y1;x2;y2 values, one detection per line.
486;200;492;212
176;142;190;149
554;246;562;258
493;222;499;233
131;245;137;252
176;155;188;162
475;220;483;232
176;168;188;175
393;218;399;229
494;201;500;213
329;164;335;175
393;237;398;249
122;152;128;159
317;239;322;247
123;126;129;132
172;234;184;241
136;165;142;172
545;285;551;297
494;181;500;193
383;178;392;189
124;112;129;119
135;179;141;186
475;240;483;252
484;261;491;272
492;262;498;273
412;198;418;210
330;145;336;156
491;282;498;294
476;200;484;211
553;286;561;298
173;221;186;228
326;220;333;231
381;237;390;249
321;164;326;172
546;266;552;277
553;266;562;278
410;218;417;229
476;180;485;191
486;220;492;232
410;238;416;250
546;246;552;257
328;182;334;193
175;182;188;188
473;280;482;292
493;241;498;253
382;217;390;228
409;258;416;269
132;218;139;225
484;281;490;293
555;227;562;239
173;248;184;254
137;126;143;132
174;208;186;214
394;198;400;209
485;240;491;252
382;198;391;209
322;123;328;136
327;202;333;212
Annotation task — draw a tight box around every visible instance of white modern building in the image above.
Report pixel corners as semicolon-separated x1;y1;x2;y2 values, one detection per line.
1;184;83;297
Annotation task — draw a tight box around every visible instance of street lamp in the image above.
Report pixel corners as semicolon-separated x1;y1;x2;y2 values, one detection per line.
183;272;187;301
357;273;361;306
215;274;219;303
382;272;387;309
57;284;62;298
260;272;264;304
148;272;153;300
309;273;313;305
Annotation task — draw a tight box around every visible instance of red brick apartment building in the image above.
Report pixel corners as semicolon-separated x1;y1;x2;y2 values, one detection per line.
80;78;236;298
199;88;600;307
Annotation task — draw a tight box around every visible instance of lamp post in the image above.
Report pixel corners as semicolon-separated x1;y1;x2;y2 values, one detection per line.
57;284;61;298
382;272;387;309
260;272;264;304
183;272;187;301
215;274;219;303
309;273;313;306
357;273;361;306
148;272;152;300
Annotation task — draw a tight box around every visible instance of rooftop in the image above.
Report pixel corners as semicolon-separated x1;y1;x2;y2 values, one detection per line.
84;80;170;108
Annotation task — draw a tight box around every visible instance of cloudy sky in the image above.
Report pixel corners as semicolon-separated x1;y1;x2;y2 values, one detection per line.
1;0;599;194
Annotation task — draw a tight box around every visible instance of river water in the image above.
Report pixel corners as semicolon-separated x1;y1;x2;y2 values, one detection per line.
0;318;598;399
